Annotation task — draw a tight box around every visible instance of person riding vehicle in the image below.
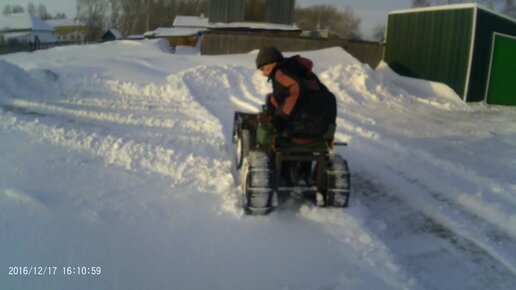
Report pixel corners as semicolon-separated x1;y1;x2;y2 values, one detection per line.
255;46;337;147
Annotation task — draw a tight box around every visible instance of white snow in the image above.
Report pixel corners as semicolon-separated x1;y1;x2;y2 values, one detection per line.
148;27;205;37
173;15;209;28
1;39;515;290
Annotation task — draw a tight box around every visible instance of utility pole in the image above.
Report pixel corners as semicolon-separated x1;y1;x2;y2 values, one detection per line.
146;0;150;32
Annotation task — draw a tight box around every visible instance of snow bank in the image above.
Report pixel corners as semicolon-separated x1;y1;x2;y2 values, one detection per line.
0;60;48;103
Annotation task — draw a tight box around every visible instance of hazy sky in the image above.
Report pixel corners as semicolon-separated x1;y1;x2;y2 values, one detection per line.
1;0;414;39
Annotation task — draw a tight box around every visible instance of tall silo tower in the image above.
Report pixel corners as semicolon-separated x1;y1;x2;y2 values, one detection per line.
209;0;246;23
266;0;295;24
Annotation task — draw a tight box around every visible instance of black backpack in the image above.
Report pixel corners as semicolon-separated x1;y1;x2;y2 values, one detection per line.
281;56;337;139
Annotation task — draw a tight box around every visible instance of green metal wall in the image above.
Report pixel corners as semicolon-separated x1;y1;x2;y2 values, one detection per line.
486;34;516;105
467;9;516;102
385;8;474;99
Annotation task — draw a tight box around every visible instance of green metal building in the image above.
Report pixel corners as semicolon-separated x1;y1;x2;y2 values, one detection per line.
384;4;516;105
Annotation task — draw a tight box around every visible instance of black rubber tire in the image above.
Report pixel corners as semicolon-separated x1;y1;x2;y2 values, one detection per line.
325;154;350;208
242;151;274;215
236;129;251;170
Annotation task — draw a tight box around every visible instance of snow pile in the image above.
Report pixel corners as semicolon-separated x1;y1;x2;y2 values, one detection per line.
0;60;48;103
1;40;516;290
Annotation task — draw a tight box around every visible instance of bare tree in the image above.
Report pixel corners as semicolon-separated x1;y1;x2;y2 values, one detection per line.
12;5;25;13
54;12;67;19
295;5;362;40
27;3;36;15
2;5;12;15
2;4;26;15
373;25;386;42
77;0;108;41
107;0;208;36
37;4;52;20
176;0;208;16
502;0;516;17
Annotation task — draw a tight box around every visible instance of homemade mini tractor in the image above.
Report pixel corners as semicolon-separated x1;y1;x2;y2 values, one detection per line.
232;108;350;215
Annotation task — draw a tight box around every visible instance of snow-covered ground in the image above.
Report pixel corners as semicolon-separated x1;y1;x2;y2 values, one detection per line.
1;39;515;290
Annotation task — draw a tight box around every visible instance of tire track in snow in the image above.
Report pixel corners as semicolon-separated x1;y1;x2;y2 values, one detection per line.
339;127;516;285
5;98;203;130
320;62;516;274
319;63;516;287
350;171;516;290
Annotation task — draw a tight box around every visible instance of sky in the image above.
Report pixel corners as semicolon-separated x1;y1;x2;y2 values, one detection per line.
1;0;414;39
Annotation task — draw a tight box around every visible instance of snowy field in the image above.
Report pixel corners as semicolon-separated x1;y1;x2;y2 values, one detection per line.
1;39;515;290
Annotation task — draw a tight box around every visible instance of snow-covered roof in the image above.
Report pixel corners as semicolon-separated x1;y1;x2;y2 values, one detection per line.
207;22;300;31
0;12;54;32
45;18;87;28
389;3;516;24
107;28;123;39
389;3;478;15
146;27;205;37
173;15;209;28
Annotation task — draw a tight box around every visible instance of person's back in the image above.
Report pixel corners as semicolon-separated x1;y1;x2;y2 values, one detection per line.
277;55;337;135
256;46;337;144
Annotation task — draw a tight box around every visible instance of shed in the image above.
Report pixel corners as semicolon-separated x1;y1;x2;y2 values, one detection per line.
102;28;123;42
384;4;516;105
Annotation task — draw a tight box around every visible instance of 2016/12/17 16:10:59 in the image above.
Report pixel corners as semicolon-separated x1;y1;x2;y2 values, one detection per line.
63;266;102;275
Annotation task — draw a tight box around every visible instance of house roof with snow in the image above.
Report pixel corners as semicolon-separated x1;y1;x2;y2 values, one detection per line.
145;27;205;38
0;12;54;32
207;21;299;31
173;15;209;28
45;18;88;28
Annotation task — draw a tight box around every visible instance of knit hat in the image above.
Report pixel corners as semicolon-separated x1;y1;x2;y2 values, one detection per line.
256;46;283;68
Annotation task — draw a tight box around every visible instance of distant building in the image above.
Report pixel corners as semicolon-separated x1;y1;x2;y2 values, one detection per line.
144;15;208;48
0;13;56;45
45;18;88;43
385;3;516;104
102;29;123;42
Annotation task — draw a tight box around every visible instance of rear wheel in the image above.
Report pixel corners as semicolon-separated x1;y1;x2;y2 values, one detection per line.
236;129;250;169
241;151;275;215
325;154;350;207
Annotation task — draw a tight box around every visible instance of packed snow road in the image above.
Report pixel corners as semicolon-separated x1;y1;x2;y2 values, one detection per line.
1;40;515;290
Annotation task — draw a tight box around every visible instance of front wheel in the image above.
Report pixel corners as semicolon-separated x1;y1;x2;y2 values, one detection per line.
241;151;275;215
